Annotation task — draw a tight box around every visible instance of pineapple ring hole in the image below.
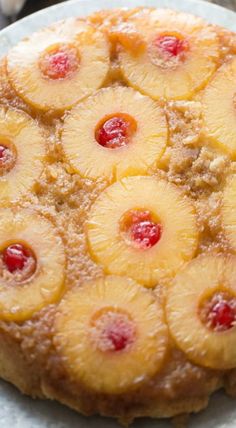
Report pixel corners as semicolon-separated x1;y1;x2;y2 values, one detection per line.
0;139;17;175
95;113;137;149
149;32;189;69
0;241;37;283
39;43;80;81
199;290;236;332
120;209;162;250
90;306;136;353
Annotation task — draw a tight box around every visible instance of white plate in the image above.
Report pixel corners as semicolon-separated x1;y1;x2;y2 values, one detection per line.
0;0;235;427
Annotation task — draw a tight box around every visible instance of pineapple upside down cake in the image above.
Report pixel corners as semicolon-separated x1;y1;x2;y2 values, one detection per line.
0;6;236;426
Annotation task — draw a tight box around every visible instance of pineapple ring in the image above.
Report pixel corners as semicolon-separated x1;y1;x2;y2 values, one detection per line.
222;175;236;250
7;19;109;112
0;208;65;321
86;176;198;287
61;87;167;181
119;9;219;100
54;276;168;394
166;255;236;370
0;107;45;202
202;57;236;158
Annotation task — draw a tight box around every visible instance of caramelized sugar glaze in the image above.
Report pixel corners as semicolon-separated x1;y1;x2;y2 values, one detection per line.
0;7;236;425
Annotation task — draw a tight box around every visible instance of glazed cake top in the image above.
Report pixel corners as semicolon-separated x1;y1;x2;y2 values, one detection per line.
0;7;235;423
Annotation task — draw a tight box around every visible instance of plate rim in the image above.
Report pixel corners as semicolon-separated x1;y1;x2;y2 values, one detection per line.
0;0;235;56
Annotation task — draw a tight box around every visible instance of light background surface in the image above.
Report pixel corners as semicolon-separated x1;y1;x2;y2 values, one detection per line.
0;0;235;427
0;0;234;30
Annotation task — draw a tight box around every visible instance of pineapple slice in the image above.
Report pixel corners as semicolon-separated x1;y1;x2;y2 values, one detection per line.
86;176;198;287
61;86;167;181
0;208;65;321
54;276;168;394
108;22;146;55
7;19;109;113
202;57;236;158
222;175;236;250
166;254;236;370
0;107;45;202
119;9;219;100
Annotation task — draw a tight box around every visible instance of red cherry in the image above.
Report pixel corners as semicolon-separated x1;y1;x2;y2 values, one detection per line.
0;145;7;160
3;244;31;273
92;310;136;353
107;327;130;351
96;116;130;149
40;46;79;80
47;51;71;79
210;300;236;331
106;316;134;352
130;219;162;249
155;35;188;57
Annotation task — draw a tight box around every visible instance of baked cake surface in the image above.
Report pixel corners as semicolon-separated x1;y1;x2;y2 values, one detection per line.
0;6;236;426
